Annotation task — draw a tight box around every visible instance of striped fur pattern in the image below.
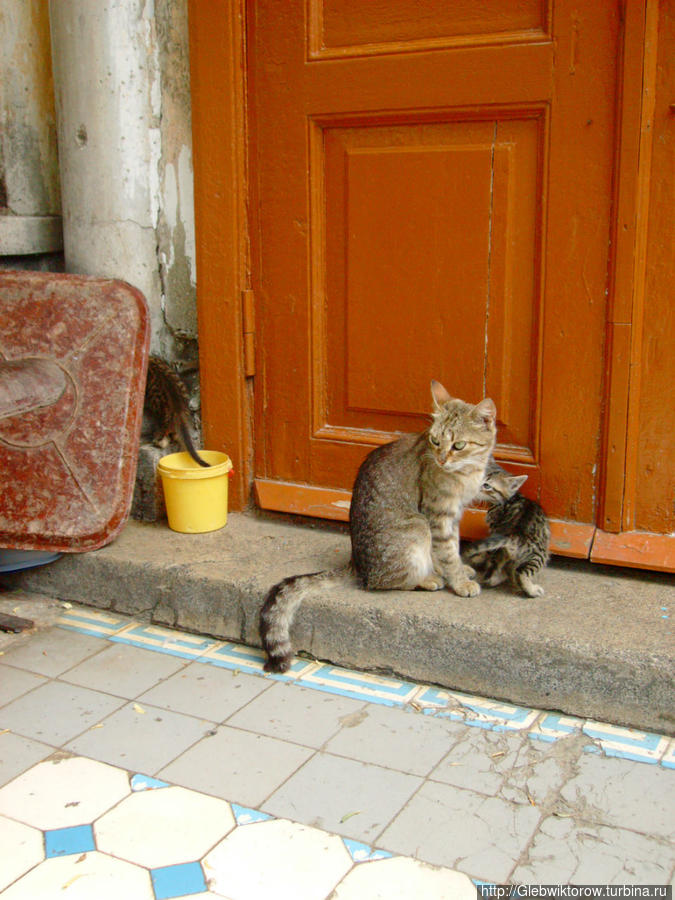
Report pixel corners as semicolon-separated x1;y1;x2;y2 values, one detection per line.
259;568;354;672
260;381;497;672
144;356;209;468
464;461;550;597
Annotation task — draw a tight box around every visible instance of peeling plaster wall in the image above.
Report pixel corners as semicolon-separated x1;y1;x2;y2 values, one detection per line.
48;0;197;360
155;0;198;352
0;0;63;264
0;0;60;217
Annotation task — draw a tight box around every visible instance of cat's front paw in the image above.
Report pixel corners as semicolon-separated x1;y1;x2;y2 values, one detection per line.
516;575;545;598
462;563;476;578
416;573;445;591
452;578;481;598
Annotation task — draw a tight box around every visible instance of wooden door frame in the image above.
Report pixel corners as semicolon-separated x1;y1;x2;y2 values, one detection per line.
188;0;251;510
592;0;674;569
188;0;673;570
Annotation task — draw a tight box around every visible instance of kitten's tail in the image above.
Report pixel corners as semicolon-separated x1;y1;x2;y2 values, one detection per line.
260;564;354;673
147;356;210;468
177;418;210;468
463;533;509;559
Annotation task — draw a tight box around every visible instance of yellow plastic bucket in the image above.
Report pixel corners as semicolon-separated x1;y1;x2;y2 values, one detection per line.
157;451;232;534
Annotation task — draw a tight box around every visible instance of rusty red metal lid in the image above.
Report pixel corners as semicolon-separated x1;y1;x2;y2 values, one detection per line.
0;271;150;552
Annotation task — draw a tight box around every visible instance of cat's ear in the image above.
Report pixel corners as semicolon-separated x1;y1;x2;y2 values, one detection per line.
510;474;528;492
430;380;452;410
474;397;497;425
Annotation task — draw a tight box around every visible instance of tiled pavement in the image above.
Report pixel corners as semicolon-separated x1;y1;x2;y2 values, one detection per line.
0;599;673;898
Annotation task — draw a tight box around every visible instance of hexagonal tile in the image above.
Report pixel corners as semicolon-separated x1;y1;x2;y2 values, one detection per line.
0;815;44;891
203;818;352;900
95;785;235;868
0;756;130;830
331;855;476;899
0;851;153;899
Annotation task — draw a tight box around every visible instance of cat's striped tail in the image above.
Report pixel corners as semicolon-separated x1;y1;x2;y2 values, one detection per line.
259;565;353;673
177;419;210;468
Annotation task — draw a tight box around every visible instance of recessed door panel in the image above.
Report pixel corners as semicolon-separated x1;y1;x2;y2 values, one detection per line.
315;114;542;462
311;0;548;57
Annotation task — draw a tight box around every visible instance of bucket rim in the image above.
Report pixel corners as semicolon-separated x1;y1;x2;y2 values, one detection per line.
157;450;232;479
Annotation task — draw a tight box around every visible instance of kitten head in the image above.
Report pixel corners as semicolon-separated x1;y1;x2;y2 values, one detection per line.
427;380;497;473
477;460;528;504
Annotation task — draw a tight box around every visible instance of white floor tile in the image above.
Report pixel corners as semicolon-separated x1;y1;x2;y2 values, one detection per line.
0;756;130;830
95;785;235;868
0;814;44;891
0;851;153;899
203;818;352;900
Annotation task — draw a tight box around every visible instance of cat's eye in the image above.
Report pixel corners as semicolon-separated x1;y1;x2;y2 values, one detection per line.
453;441;466;450
429;435;440;447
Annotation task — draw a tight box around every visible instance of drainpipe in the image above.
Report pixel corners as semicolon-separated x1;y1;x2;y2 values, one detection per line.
48;0;164;346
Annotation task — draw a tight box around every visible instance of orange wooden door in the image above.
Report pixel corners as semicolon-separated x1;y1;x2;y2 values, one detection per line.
248;0;619;547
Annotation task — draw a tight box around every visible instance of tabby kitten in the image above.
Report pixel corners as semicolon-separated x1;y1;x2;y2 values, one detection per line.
464;460;550;597
260;380;497;672
144;356;209;468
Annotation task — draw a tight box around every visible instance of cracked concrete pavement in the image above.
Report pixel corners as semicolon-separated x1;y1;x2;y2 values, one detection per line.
0;594;673;885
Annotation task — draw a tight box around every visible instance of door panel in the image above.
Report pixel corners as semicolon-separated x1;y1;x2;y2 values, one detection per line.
319;115;541;451
249;0;618;524
314;0;548;57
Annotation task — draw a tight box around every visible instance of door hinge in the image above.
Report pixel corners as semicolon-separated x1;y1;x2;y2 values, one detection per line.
242;289;255;377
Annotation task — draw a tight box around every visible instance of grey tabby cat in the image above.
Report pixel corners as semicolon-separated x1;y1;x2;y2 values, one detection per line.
144;356;209;467
260;381;497;672
464;460;550;597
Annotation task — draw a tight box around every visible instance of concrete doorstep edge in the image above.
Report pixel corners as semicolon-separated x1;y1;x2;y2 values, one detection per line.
2;527;672;736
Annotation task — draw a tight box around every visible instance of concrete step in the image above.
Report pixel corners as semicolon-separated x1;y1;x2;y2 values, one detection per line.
2;514;673;735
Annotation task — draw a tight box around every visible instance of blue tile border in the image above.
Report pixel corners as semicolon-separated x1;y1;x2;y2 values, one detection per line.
197;641;317;680
529;712;584;743
301;664;420;707
581;721;669;764
662;740;675;769
55;608;674;770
